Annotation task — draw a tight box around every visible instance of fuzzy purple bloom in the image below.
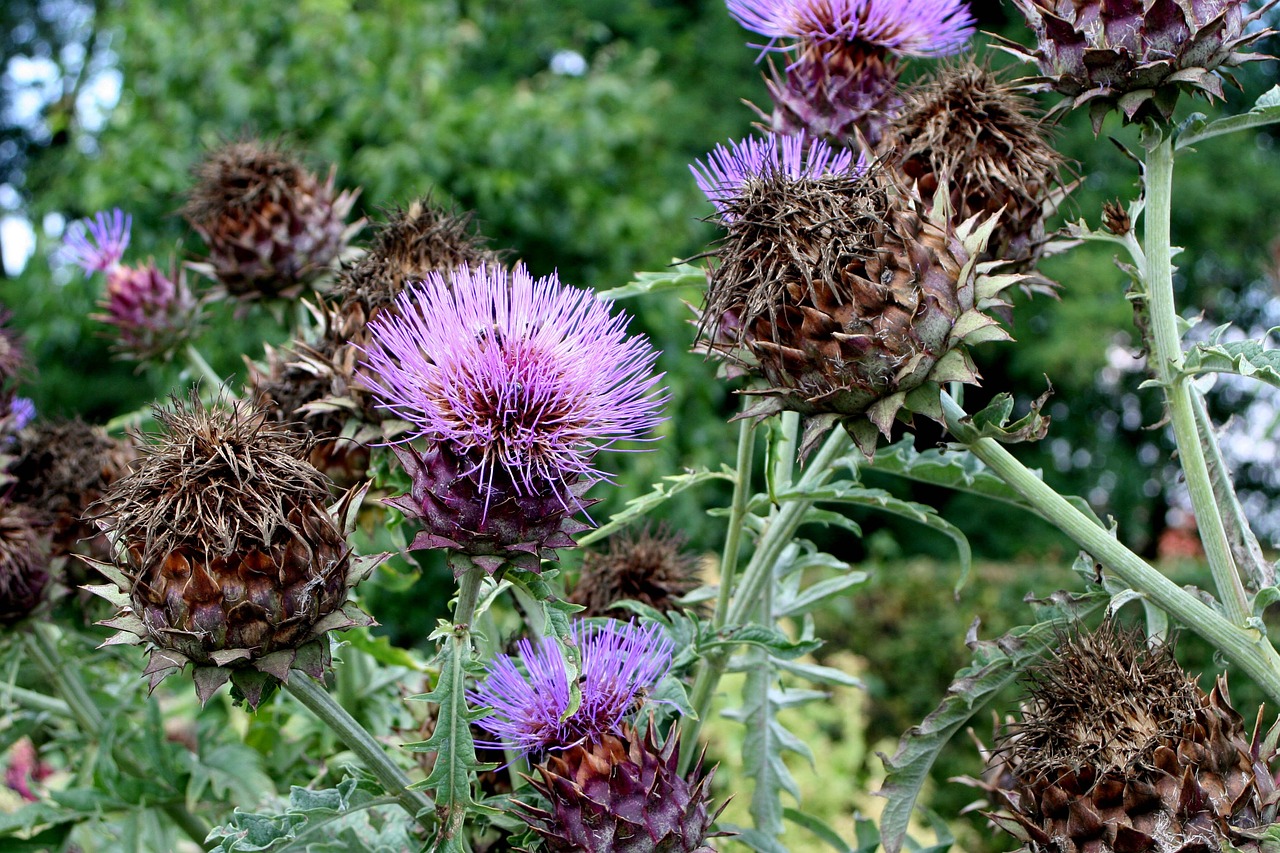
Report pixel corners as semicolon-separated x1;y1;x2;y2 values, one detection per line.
8;398;33;432
728;0;975;59
94;262;199;359
361;263;666;505
692;133;863;213
63;209;132;274
470;620;675;756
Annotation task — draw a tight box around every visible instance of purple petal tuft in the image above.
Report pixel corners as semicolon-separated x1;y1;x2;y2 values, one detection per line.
62;209;132;274
691;133;863;212
728;0;976;58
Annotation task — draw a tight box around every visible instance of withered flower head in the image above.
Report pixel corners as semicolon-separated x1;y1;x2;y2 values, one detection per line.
998;0;1274;132
88;392;380;708
183;140;360;300
889;60;1068;278
11;418;134;561
333;197;502;319
0;501;49;627
571;525;702;618
694;134;1017;457
970;620;1280;852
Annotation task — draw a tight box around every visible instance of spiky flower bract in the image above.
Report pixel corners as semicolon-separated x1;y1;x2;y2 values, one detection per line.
183;140;360;299
361;263;666;573
87;392;379;709
571;525;703;618
998;0;1274;132
0;501;49;626
729;0;975;147
469;620;674;757
695;136;1016;457
887;60;1067;282
969;620;1280;852
62;209;131;274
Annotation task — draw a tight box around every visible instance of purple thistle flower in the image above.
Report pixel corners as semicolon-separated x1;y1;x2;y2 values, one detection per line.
62;209;132;275
8;398;34;432
691;133;863;213
469;620;675;756
93;262;199;360
361;263;666;506
728;0;975;59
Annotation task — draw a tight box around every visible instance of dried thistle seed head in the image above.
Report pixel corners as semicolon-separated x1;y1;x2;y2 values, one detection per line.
890;60;1068;279
999;0;1274;133
1103;200;1132;236
694;134;1017;458
729;0;976;147
970;619;1280;852
88;392;378;709
571;524;702;618
333;197;501;320
11;418;134;561
516;722;727;853
0;501;50;626
183;140;360;300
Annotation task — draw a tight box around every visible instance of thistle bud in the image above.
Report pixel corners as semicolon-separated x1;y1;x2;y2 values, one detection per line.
969;620;1280;852
87;393;379;708
94;262;200;361
183;140;360;299
729;0;975;148
999;0;1273;132
359;264;665;575
693;133;1017;457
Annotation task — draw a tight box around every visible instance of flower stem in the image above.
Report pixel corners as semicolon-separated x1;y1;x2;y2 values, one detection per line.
283;675;435;830
1;683;73;719
711;416;758;633
940;393;1280;702
183;343;233;397
1142;132;1250;626
680;424;850;772
25;624;213;848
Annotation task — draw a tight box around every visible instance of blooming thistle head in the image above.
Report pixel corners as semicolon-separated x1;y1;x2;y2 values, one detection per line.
469;620;674;757
693;133;1018;457
729;0;976;147
691;132;861;215
62;209;131;275
360;263;666;574
997;0;1274;132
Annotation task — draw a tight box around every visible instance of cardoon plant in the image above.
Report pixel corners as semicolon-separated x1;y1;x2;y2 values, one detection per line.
360;262;666;576
728;0;975;146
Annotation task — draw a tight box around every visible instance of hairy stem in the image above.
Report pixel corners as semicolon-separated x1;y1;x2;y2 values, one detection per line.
284;676;434;830
1142;133;1250;626
941;393;1280;702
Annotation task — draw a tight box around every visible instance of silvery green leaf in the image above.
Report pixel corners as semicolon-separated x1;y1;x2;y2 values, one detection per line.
597;262;705;301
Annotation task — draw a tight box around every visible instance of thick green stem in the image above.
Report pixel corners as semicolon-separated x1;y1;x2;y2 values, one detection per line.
711;417;758;633
1;683;73;718
1143;134;1250;626
941;393;1280;702
680;425;850;771
26;625;213;848
284;676;434;830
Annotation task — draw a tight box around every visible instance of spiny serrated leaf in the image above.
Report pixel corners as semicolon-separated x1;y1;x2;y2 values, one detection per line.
738;653;791;839
777;481;971;592
1183;330;1280;389
774;658;864;688
597;262;705;301
1177;86;1280;149
577;467;734;546
186;742;275;813
876;589;1108;853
